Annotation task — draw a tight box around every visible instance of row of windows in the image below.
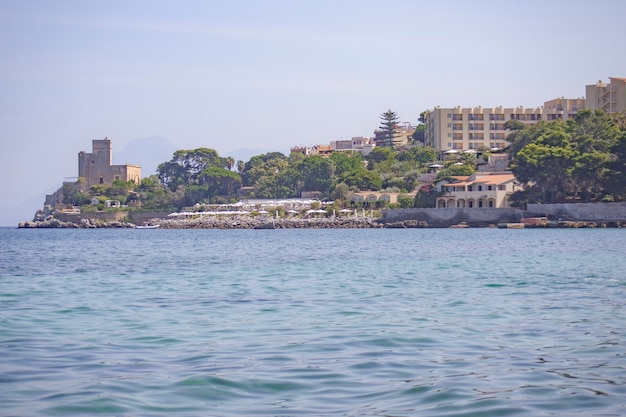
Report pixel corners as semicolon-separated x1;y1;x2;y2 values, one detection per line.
447;123;507;130
446;184;507;192
445;142;506;149
448;113;540;121
510;114;542;121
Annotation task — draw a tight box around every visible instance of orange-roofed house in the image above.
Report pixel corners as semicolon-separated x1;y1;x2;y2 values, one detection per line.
435;172;521;209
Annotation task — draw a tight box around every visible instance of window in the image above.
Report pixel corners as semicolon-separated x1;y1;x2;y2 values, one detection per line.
452;114;463;121
488;201;494;208
99;177;104;184
114;175;120;181
489;114;504;121
477;185;482;191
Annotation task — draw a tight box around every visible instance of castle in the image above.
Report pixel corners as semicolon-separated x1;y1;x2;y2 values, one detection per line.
45;138;141;207
78;138;141;187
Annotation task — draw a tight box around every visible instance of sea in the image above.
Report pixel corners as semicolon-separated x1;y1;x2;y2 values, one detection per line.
1;227;625;417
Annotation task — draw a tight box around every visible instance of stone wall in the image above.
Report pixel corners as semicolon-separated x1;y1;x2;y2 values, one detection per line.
56;211;129;223
526;202;626;221
382;208;523;227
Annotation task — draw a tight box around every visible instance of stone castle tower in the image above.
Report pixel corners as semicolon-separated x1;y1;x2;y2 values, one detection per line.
78;138;141;187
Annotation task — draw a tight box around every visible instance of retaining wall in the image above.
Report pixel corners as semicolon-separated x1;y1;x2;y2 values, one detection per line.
526;202;626;221
382;208;523;227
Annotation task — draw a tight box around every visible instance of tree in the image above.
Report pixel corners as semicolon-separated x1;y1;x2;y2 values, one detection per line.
198;166;242;196
377;109;402;148
411;125;425;143
297;155;334;195
414;184;439;208
604;132;626;200
397;146;437;166
157;148;228;191
511;123;578;203
337;169;383;191
330;182;350;200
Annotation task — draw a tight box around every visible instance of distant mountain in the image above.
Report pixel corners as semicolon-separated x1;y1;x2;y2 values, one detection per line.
113;136;177;178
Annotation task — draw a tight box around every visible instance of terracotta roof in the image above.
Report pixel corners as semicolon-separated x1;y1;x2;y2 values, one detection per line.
443;173;515;188
473;174;516;185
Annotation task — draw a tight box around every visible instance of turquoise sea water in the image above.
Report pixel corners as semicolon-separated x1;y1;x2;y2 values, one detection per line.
1;227;625;416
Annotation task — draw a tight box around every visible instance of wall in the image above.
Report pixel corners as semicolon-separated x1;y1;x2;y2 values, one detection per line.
56;211;129;223
55;210;171;224
526;202;626;221
382;208;522;227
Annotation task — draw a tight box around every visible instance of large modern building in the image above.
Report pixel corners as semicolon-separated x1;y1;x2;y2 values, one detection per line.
586;77;626;114
424;98;585;152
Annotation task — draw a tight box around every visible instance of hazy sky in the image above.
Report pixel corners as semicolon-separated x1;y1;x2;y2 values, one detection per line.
2;0;625;226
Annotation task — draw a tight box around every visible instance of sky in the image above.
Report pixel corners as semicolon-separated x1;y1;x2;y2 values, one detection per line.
1;0;625;226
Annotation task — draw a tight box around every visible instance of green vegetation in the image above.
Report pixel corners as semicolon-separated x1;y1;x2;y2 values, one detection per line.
378;109;402;148
63;143;449;212
59;109;626;214
508;110;626;206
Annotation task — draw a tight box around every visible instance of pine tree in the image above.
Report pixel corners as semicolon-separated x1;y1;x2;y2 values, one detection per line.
378;109;401;148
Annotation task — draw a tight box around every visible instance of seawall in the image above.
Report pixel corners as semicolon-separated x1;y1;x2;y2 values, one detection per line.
381;208;524;228
382;203;626;228
526;202;626;222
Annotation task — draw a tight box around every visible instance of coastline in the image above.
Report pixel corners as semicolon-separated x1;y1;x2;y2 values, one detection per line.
17;202;626;229
17;216;624;229
18;216;384;229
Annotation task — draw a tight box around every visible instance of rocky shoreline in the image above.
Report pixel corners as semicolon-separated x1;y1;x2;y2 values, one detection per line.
18;216;624;229
18;215;383;229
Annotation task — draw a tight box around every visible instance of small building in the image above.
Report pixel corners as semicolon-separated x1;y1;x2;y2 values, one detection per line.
435;172;520;209
349;191;416;205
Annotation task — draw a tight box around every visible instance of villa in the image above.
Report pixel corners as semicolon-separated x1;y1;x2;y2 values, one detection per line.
435;172;521;209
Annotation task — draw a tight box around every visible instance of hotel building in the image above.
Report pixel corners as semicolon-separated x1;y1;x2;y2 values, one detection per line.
585;77;626;114
424;99;585;152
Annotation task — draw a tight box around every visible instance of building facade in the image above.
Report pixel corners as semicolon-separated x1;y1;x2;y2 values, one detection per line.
78;138;141;188
292;137;376;157
586;77;626;114
423;99;585;152
435;172;520;209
